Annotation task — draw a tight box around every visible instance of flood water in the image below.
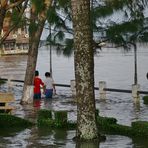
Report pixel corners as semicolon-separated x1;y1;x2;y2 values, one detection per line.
0;44;148;148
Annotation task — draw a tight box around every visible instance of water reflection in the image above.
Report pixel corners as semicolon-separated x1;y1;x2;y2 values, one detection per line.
3;128;147;148
33;99;41;109
0;46;148;147
0;55;27;80
132;137;148;148
76;141;100;148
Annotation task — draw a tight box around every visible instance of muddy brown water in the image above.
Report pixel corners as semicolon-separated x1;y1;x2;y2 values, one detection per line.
0;45;148;147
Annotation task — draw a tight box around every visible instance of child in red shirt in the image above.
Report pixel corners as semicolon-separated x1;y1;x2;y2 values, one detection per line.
33;70;44;99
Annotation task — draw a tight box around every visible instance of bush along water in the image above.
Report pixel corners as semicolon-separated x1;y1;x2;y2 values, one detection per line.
0;113;34;129
37;109;76;129
97;116;148;139
1;109;148;139
0;79;6;85
37;109;148;139
143;96;148;104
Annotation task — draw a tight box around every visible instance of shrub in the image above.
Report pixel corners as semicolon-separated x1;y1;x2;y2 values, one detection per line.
143;96;148;104
37;109;52;119
0;113;33;128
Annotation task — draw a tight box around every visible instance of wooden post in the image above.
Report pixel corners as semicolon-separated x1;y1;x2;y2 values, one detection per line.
132;84;140;102
99;81;106;100
70;80;76;96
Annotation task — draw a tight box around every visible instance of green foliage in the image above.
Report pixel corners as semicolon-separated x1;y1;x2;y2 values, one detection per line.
31;0;45;14
54;111;67;124
97;116;148;138
29;22;38;35
0;113;33;128
47;8;60;25
11;10;20;25
58;0;70;8
37;118;54;127
45;0;73;56
140;32;148;42
0;79;6;85
102;123;133;137
97;116;117;125
94;6;114;18
37;109;76;129
55;0;71;13
95;109;99;117
44;0;148;56
104;0;127;10
37;109;52;119
91;115;135;137
10;1;27;28
54;31;65;41
143;96;148;104
106;19;143;43
132;121;148;137
62;39;74;56
37;118;76;129
0;107;141;138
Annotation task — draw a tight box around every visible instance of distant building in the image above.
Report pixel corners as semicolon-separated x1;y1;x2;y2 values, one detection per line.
0;11;29;55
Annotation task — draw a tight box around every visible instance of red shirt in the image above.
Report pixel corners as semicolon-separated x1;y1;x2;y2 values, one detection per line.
34;77;44;94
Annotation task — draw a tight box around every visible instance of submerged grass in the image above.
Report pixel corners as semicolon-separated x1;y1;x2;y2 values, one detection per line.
1;109;148;139
0;113;34;128
143;96;148;104
0;79;6;85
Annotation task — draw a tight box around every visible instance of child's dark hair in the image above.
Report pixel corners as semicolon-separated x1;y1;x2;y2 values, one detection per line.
45;72;51;77
35;70;39;76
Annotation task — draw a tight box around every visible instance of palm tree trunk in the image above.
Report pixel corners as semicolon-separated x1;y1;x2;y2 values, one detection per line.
71;0;98;140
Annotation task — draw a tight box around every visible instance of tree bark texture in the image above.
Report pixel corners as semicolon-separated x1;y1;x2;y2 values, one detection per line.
0;0;7;45
21;0;52;104
71;0;98;140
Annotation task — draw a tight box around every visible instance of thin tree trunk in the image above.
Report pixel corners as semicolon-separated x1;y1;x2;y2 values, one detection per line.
134;44;138;85
0;0;28;46
0;0;7;46
0;8;6;34
71;0;98;140
21;23;44;104
21;0;52;104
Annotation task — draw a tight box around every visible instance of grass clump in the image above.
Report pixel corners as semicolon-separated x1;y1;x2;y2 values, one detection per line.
0;113;34;128
37;109;52;119
143;96;148;104
131;121;148;137
0;79;6;85
97;116;117;125
37;110;71;128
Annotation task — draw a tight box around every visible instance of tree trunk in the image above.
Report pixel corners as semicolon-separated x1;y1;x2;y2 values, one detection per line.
134;44;138;85
0;8;6;35
21;0;52;104
0;0;7;46
21;29;42;104
71;0;98;140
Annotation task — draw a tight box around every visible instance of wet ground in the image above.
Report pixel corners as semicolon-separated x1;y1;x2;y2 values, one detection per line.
0;81;148;148
0;46;148;147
